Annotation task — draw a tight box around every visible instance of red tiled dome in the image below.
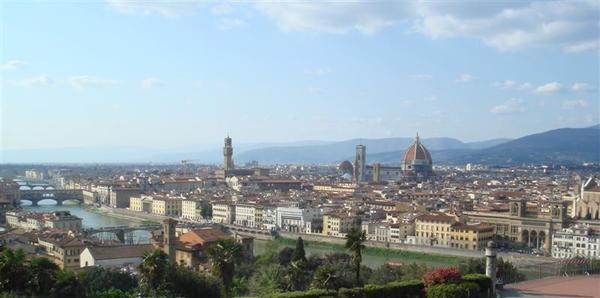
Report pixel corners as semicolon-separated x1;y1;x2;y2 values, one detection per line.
402;134;432;166
339;160;354;174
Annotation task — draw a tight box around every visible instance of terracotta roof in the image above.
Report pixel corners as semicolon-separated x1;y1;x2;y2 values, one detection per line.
402;134;432;165
179;228;229;246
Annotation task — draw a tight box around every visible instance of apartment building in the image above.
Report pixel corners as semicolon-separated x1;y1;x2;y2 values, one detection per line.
182;200;202;221
129;195;153;213
152;197;182;217
414;213;457;247
212;202;235;224
322;212;360;237
449;222;494;251
552;224;600;259
234;203;263;228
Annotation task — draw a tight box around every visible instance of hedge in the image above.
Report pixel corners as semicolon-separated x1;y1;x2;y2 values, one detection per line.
426;282;480;298
265;289;336;298
462;274;492;294
338;279;424;298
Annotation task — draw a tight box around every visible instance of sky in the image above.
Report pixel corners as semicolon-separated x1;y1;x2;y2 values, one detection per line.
1;0;599;151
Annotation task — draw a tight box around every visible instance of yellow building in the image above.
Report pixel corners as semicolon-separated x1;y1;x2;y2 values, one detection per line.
212;202;235;224
449;223;494;251
323;213;360;237
414;213;458;247
151;198;182;217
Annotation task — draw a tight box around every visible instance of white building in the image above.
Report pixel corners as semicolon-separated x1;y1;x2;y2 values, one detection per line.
234;203;262;228
182;200;202;221
276;206;323;233
80;244;154;268
552;224;600;259
212;202;235;224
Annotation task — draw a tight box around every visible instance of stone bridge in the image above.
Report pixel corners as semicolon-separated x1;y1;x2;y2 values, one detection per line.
82;224;162;243
16;189;84;206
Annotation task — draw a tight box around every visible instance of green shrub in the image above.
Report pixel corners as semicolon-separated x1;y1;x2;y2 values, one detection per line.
338;279;424;298
462;274;492;294
426;282;481;298
265;288;335;298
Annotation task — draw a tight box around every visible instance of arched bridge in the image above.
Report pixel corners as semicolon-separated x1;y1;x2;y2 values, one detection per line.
16;189;84;206
82;224;162;243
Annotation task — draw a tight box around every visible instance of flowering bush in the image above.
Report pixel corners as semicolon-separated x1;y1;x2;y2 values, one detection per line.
422;267;461;288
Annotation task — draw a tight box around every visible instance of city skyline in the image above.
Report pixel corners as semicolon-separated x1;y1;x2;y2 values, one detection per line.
1;1;599;150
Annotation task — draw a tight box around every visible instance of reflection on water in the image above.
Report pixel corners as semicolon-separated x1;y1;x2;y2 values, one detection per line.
22;202;151;244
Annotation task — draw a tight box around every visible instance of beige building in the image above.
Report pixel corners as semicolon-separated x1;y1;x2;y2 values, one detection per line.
449;223;494;251
182;200;203;221
323;213;360;237
212;202;235;224
152;198;182;217
129;195;153;213
464;199;568;252
234;203;263;228
6;210;82;232
415;213;457;247
38;236;86;271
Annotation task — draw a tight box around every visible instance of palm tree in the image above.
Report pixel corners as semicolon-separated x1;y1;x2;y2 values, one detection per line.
345;227;366;285
205;239;243;293
29;256;60;295
138;249;169;296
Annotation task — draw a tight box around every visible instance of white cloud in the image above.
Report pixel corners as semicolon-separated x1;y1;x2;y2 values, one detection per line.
107;0;203;17
415;0;600;53
12;75;51;87
491;98;526;114
456;73;474;83
305;67;333;76
535;82;562;94
1;60;26;70
572;82;594;92
255;2;414;34
141;77;161;89
412;74;433;80
563;99;589;108
67;75;120;89
492;80;533;90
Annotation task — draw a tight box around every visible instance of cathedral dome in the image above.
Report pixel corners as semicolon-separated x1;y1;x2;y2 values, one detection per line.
338;160;354;175
401;133;433;177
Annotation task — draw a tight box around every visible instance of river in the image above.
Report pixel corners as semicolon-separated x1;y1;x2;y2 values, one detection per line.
22;203;459;269
23;202;153;244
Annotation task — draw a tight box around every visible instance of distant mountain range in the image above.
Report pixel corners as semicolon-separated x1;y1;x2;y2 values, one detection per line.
2;125;598;165
234;137;510;164
235;125;599;165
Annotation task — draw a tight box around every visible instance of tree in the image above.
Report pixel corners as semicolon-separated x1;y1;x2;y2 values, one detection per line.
165;265;222;298
459;257;525;284
249;264;283;296
0;248;29;292
28;256;60;295
278;247;294;266
201;203;213;219
78;266;137;296
291;237;307;263
205;239;244;293
368;264;404;285
345;227;367;285
50;271;85;298
138;249;169;296
92;288;134;298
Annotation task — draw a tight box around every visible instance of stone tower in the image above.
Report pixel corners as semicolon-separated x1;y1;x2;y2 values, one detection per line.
163;218;177;263
354;145;366;183
485;241;497;294
223;136;234;171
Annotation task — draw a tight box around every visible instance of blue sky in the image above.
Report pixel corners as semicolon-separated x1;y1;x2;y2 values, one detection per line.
1;0;599;150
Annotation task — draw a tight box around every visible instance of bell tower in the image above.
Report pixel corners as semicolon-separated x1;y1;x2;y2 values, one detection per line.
223;136;234;171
